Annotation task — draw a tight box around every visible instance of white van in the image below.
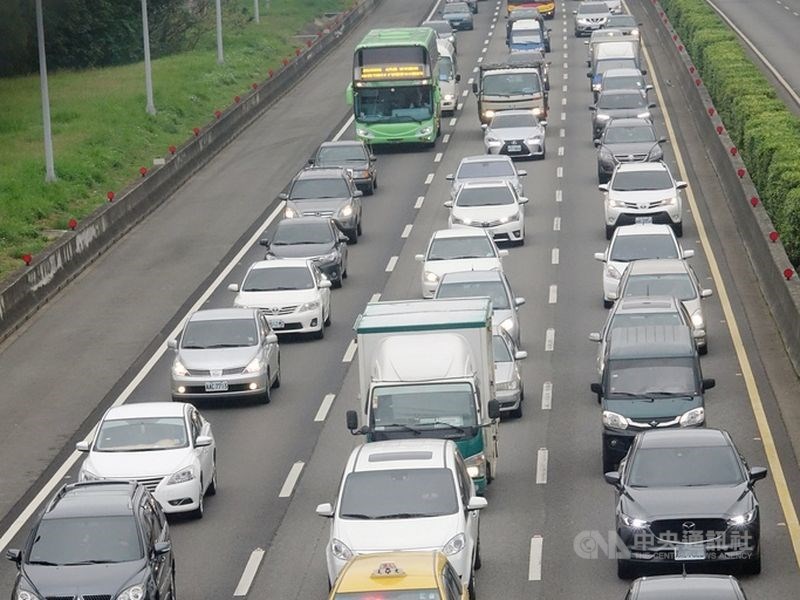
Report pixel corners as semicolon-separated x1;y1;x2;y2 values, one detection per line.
590;39;640;69
437;39;460;116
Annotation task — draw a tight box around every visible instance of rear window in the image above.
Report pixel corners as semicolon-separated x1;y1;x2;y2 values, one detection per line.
609;234;678;261
597;92;646;109
457;160;515;179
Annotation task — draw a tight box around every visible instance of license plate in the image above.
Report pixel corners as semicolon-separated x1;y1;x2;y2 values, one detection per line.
269;319;285;329
507;144;522;152
635;216;653;224
205;381;229;392
674;545;706;561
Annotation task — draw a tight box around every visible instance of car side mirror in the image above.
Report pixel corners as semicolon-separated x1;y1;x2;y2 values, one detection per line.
540;120;547;127
676;181;688;190
702;377;716;391
338;233;349;243
593;139;601;148
658;137;667;144
467;496;488;511
607;291;618;301
604;471;621;487
589;105;597;111
227;283;240;292
517;169;527;176
316;502;335;518
480;123;488;131
278;192;289;200
586;72;593;78
76;440;90;452
518;197;529;204
700;288;713;298
195;435;213;448
353;190;363;198
445;173;455;180
594;252;606;262
319;279;332;289
258;238;270;247
590;382;602;394
648;102;657;109
414;254;425;262
514;350;528;360
499;249;509;257
598;184;609;192
346;409;360;431
472;82;479;94
588;332;601;342
640;69;647;75
5;549;21;564
645;84;654;91
748;467;768;483
266;333;279;345
444;200;454;208
307;158;315;165
369;154;376;161
693;328;706;340
682;248;695;259
154;541;172;556
167;339;178;350
514;297;526;307
572;9;578;14
455;73;461;82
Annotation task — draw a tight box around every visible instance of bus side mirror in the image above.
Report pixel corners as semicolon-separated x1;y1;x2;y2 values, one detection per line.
346;82;354;106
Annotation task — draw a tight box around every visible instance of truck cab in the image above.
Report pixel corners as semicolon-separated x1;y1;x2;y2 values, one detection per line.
473;63;547;125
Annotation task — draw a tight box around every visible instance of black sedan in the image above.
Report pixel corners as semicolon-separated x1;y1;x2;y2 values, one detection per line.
605;428;766;578
261;217;349;287
626;574;748;599
309;140;377;195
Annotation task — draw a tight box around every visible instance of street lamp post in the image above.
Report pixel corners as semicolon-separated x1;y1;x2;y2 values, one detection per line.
141;0;156;115
34;0;56;182
215;0;224;64
254;0;260;24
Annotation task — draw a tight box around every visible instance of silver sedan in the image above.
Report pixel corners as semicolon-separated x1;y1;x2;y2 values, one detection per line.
483;110;547;159
492;329;527;418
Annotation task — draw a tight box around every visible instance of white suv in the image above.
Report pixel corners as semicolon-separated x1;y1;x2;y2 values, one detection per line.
315;439;486;591
600;162;687;239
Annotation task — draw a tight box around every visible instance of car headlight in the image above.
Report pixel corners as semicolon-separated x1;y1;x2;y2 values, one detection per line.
483;110;496;119
605;263;622;279
499;317;516;336
167;468;194;485
496;379;519;391
451;215;474;225
620;513;649;528
637;111;652;119
318;250;338;262
172;359;189;377
339;204;354;218
424;271;440;283
592;83;602;92
660;195;678;206
299;300;321;312
631;28;639;36
526;137;542;145
117;585;145;600
442;533;466;556
443;94;455;101
355;127;374;139
418;126;433;136
610;198;626;208
465;453;487;478
243;355;265;374
284;206;298;218
532;107;542;116
727;507;757;526
602;410;628;430
691;310;704;329
331;538;353;561
485;136;501;145
596;114;611;121
679;407;705;427
16;592;40;600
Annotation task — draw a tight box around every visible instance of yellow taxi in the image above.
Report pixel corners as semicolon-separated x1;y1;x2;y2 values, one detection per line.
328;551;469;600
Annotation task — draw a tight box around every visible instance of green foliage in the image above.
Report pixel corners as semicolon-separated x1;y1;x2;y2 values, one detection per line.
659;0;800;266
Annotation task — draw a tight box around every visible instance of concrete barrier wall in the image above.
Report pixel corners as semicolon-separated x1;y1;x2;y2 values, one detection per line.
0;0;381;342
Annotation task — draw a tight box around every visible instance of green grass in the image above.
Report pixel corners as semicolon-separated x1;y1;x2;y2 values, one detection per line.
0;0;352;277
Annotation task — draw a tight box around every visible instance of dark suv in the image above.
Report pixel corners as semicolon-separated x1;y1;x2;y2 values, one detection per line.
7;481;175;600
590;325;715;473
279;167;363;243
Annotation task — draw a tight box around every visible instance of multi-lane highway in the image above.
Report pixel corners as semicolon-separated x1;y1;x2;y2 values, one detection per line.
1;0;800;598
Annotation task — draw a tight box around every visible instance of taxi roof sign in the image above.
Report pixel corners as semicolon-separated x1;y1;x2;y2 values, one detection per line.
372;562;406;578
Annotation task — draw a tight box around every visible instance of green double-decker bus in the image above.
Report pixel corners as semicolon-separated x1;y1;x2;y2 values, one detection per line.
348;28;441;147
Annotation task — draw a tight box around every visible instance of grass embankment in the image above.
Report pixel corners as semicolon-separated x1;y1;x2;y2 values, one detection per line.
657;0;800;265
0;0;351;278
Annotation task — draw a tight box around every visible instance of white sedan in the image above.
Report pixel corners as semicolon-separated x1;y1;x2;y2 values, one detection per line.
228;258;332;339
445;180;529;246
77;402;217;518
415;229;508;298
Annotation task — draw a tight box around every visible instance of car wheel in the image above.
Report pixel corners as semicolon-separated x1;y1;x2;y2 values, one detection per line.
271;356;281;389
673;222;683;237
259;380;271;404
169;571;177;600
373;177;378;190
742;552;761;575
191;479;204;519
366;180;375;195
486;461;494;485
602;446;617;474
333;274;343;289
207;454;218;496
510;398;523;419
617;559;635;579
324;303;332;327
357;219;363;236
468;572;477;600
348;229;358;244
605;225;615;240
474;540;482;570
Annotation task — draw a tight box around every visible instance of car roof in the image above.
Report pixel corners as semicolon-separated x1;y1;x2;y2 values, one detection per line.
459;179;513;190
614;223;675;237
579;1;611;9
295;167;347;179
511;19;542;28
614;295;681;313
334;551;445;593
317;140;364;150
599;88;645;98
188;307;258;322
602;67;644;77
248;258;311;271
605;117;653;129
492;109;539;118
431;228;491;239
275;216;333;227
105;401;187;421
627;258;688;275
459;154;514;165
440;269;504;284
46;481;140;519
608;325;695;358
638;428;730;450
350;439;453;473
615;161;669;173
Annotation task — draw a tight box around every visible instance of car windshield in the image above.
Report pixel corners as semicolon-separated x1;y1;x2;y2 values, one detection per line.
95;417;189;452
597;93;646;109
272;221;334;245
437;280;510;309
181;318;258;349
628;446;745;487
424;21;452;35
612;170;673;191
335;592;442;600
456;186;515;206
457;159;515;179
443;3;470;15
608;15;637;27
371;382;478;430
438;57;454;81
580;4;610;14
603;75;645;91
493;335;512;362
610;312;683;330
290;177;349;199
624;273;696;300
609;234;679;261
511;30;543;44
355;85;434;124
606;357;697;396
339;468;459;519
428;236;496;260
29;516;143;565
604;125;655;144
242;266;314;291
491;113;539;129
482;72;541;96
315;145;367;164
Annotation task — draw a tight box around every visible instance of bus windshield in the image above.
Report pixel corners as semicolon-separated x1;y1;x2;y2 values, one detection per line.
355;85;434;123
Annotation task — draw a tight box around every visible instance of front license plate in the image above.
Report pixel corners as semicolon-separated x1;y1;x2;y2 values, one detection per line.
205;381;229;392
635;216;653;224
269;319;285;329
674;545;706;561
507;144;522;152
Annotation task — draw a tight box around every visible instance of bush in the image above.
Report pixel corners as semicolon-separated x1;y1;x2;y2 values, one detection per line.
659;0;800;266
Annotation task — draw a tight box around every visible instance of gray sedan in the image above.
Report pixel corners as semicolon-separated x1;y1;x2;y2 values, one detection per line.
170;308;281;404
492;329;527;418
594;118;665;183
446;154;527;200
483;110;547;159
590;89;656;138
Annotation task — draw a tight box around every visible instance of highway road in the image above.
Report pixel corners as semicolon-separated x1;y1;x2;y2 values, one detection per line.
0;0;799;598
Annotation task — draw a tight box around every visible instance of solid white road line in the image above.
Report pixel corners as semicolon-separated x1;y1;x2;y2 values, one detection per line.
425;0;445;21
278;462;305;498
342;340;357;363
424;173;435;185
401;224;413;238
536;448;549;484
385;256;398;272
545;328;555;351
233;548;266;597
553;217;561;231
434;152;443;163
370;292;381;303
548;284;558;304
415;196;425;209
332;116;355;142
551;248;559;264
528;536;544;581
314;394;336;423
555;190;562;203
541;381;553;410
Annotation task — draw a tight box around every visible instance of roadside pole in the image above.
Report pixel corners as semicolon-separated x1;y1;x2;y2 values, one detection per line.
215;0;225;64
34;0;56;182
254;0;260;24
141;0;156;115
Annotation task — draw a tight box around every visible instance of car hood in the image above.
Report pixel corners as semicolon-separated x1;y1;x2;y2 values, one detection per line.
177;346;258;370
234;288;319;309
607;188;675;203
268;242;334;259
334;513;462;553
23;560;147;597
288;198;349;214
317;161;369;171
84;448;193;478
620;483;751;520
603;141;657;156
451;204;520;221
494;362;515;384
488;126;545;141
425;258;502;277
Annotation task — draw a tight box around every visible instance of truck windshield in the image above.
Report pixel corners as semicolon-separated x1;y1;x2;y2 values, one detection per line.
372;382;477;430
482;72;541;96
335;592;442;600
605;357;697;396
355;85;433;123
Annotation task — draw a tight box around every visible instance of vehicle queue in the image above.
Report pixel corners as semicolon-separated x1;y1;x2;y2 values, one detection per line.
5;1;767;600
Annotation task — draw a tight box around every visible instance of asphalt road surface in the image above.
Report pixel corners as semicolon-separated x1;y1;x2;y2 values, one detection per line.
0;0;799;598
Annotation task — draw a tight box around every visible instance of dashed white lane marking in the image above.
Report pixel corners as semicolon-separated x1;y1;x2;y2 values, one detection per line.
536;448;549;484
233;548;266;596
551;248;560;264
415;196;425;209
278;462;305;498
434;152;443;163
556;166;563;178
484;39;490;45
563;72;568;80
468;77;475;84
555;189;562;203
548;284;558;304
561;97;567;106
528;536;544;581
424;173;435;184
386;256;398;272
563;62;568;69
370;292;382;303
314;394;336;422
559;128;565;138
481;47;487;54
558;146;564;156
342;340;357;363
477;56;483;63
401;224;413;238
545;328;555;351
562;84;568;92
457;102;463;111
462;89;469;97
564;51;569;59
443;133;451;144
473;66;479;73
449;117;457;126
562;26;567;32
553;217;561;231
560;111;566;121
541;381;553;410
